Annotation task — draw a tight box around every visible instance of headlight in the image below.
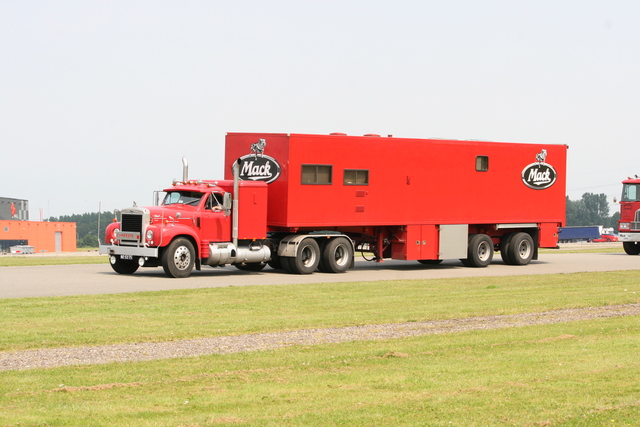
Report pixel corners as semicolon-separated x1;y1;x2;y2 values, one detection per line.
619;222;630;230
146;230;154;241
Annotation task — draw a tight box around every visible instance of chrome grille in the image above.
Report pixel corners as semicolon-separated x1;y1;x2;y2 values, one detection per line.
121;214;143;233
633;211;640;231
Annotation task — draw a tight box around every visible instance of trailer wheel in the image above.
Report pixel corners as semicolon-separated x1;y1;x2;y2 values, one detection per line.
466;234;493;267
499;232;515;265
287;238;321;274
318;237;353;273
235;263;267;272
623;242;640;255
507;232;534;265
162;238;195;278
110;256;139;274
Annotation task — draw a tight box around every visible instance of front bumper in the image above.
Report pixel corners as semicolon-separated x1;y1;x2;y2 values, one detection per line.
617;233;640;242
99;244;160;258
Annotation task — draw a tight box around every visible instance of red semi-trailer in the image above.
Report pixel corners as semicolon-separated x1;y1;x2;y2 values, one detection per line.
99;133;567;278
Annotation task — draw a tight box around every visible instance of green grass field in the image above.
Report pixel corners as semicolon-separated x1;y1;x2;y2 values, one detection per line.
2;317;638;426
0;252;106;267
1;265;639;425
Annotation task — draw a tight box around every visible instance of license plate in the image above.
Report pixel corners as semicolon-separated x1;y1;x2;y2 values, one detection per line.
120;255;133;260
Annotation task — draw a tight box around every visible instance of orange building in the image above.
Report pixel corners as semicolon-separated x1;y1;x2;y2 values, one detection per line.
1;220;77;253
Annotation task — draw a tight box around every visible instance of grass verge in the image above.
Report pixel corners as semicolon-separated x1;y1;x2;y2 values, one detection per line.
0;255;106;267
1;315;638;426
540;245;624;254
1;269;639;425
0;271;639;352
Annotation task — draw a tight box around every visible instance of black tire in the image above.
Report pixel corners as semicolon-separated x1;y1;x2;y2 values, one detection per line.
499;232;515;264
268;254;283;270
280;256;295;274
110;256;139;274
507;232;535;265
460;258;472;267
235;263;267;272
287;238;320;274
162;238;196;278
465;234;494;267
418;259;443;265
318;237;353;273
623;242;640;255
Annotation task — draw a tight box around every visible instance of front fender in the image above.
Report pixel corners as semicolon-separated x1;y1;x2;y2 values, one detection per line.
158;224;201;253
104;221;121;244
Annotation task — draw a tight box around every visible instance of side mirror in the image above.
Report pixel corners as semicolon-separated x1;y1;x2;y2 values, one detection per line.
223;193;232;216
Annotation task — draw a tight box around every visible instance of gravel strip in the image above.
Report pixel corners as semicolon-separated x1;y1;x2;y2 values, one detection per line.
1;304;638;371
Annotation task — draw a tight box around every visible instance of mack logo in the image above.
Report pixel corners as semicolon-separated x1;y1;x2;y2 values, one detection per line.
233;139;282;184
522;150;557;190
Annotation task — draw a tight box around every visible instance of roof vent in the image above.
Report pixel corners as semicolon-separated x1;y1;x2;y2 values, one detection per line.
363;134;380;137
330;132;347;136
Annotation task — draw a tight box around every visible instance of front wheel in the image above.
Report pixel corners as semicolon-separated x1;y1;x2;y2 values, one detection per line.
162;238;195;278
623;241;640;255
110;256;139;274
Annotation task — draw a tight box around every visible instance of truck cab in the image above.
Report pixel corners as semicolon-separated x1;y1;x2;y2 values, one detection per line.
617;178;640;254
99;176;271;277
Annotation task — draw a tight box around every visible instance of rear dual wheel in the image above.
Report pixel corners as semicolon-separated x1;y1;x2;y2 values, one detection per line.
500;232;534;265
282;238;321;274
318;237;353;273
282;237;353;274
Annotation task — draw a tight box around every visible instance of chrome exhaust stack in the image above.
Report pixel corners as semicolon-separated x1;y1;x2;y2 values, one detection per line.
182;156;188;182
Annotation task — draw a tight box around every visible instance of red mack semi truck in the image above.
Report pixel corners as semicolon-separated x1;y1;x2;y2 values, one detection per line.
99;132;567;278
617;177;640;255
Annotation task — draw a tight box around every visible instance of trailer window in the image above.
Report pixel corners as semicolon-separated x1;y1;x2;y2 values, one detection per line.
476;156;489;172
344;169;369;185
621;184;640;202
302;165;332;184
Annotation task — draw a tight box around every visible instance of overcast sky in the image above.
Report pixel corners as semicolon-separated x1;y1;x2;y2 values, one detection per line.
1;1;639;219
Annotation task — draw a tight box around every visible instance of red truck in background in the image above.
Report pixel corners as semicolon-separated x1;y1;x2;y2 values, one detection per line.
99;132;567;278
617;177;640;254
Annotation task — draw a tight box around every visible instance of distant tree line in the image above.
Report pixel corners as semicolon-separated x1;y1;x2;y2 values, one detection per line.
566;192;620;230
47;211;117;248
48;192;621;248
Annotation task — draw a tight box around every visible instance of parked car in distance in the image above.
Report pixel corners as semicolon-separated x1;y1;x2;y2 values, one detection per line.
593;234;619;242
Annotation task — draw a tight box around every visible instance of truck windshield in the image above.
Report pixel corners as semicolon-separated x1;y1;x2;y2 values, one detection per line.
162;191;203;206
621;184;640;202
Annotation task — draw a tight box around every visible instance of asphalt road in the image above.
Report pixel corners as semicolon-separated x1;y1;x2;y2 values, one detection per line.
1;251;639;298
